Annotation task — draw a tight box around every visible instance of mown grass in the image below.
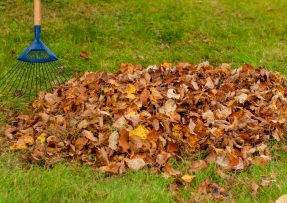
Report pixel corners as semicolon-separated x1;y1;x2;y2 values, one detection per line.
1;0;287;202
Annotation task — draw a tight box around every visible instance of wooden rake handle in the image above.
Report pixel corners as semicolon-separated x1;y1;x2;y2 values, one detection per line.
34;0;41;26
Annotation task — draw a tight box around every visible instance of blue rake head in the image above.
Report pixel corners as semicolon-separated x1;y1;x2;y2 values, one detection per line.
18;26;58;63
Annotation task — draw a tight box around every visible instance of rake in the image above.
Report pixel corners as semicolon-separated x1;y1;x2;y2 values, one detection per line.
0;0;73;97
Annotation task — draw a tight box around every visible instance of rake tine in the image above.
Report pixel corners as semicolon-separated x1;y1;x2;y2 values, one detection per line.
29;62;35;98
40;62;48;92
12;64;29;96
5;63;26;95
46;63;61;86
35;63;39;95
54;60;74;80
0;62;22;91
52;61;70;83
20;62;33;95
42;62;56;91
54;62;73;81
0;62;20;86
48;62;65;84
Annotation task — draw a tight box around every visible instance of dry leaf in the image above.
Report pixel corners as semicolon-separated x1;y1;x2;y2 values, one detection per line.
18;135;34;145
126;84;137;100
36;133;47;143
80;51;90;59
109;131;119;150
235;93;248;104
126;158;146;170
82;130;97;142
181;174;195;183
276;195;287;203
9;141;27;150
189;160;208;172
129;125;150;140
159;99;176;114
167;89;180;99
119;129;129;152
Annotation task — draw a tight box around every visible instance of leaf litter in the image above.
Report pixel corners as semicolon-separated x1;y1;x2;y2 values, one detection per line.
1;62;287;199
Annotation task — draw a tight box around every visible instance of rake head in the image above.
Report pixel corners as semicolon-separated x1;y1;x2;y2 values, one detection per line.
0;26;73;97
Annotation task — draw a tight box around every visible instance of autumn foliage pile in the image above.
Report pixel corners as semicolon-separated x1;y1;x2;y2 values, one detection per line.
3;62;287;175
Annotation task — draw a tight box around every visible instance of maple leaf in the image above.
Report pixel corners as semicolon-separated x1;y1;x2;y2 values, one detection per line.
129;125;150;140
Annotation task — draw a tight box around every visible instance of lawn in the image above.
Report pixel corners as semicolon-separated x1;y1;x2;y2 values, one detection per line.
0;0;287;202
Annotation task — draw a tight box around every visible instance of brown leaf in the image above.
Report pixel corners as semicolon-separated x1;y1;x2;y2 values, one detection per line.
18;135;34;145
4;126;17;140
9;140;27;150
250;181;260;196
253;155;271;167
125;158;146;170
96;148;109;165
78;120;89;129
140;89;150;106
156;151;171;166
82;130;97;142
188;160;208;173
118;129;129;152
197;180;230;198
80;51;90;59
75;137;88;151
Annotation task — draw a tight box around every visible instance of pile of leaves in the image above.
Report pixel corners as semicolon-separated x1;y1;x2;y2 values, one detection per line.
2;62;287;176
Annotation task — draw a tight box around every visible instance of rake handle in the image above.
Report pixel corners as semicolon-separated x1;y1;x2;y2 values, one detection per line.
34;0;41;26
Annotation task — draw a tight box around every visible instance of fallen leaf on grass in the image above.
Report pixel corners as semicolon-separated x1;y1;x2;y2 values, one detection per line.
188;160;208;173
181;174;195;183
197;180;230;199
276;195;287;203
259;176;275;187
250;181;260;196
80;51;90;59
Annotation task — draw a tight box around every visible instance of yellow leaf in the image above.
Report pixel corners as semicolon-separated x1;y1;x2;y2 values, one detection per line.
9;141;27;150
129;125;150;140
162;62;173;68
127;110;136;116
126;84;137;100
181;174;195;183
172;124;183;137
37;133;47;143
32;101;42;109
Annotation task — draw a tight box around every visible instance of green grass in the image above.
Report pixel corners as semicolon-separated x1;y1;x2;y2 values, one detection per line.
1;0;287;202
